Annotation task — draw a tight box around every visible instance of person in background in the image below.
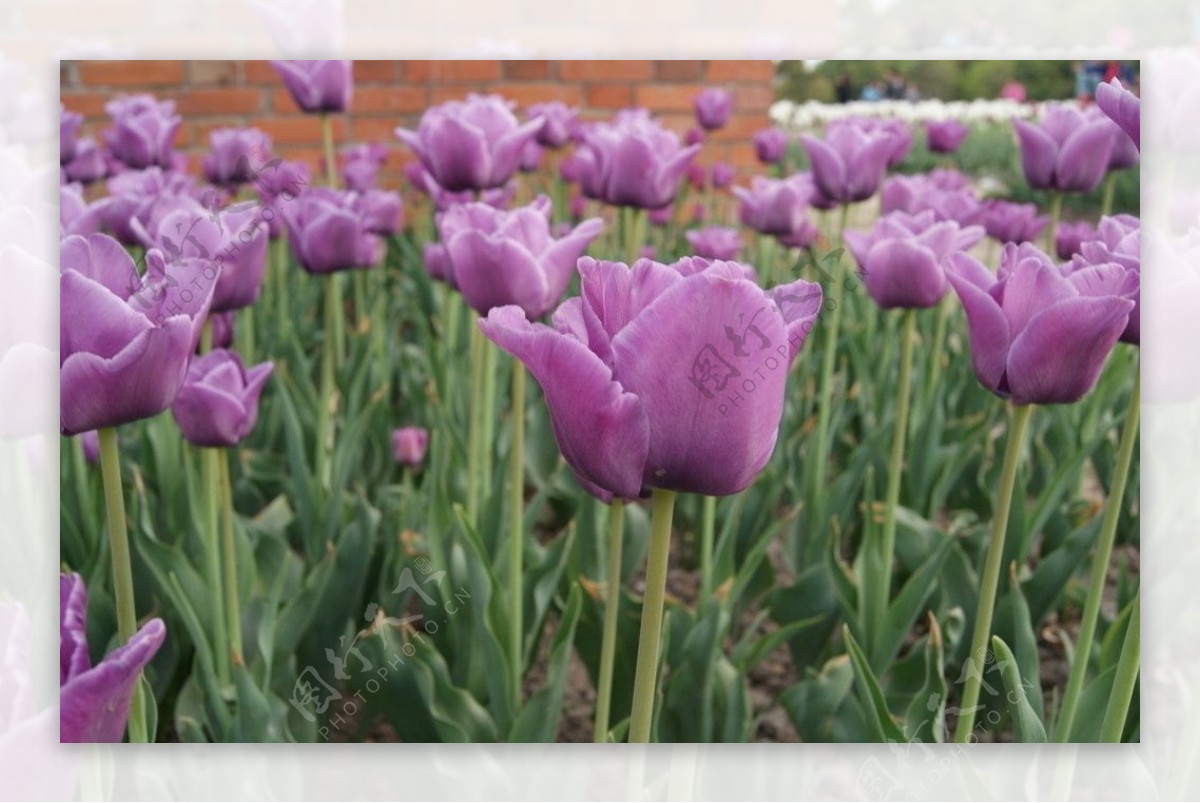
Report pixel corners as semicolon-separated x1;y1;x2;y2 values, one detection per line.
884;69;907;100
835;72;853;104
1000;79;1027;102
861;81;883;102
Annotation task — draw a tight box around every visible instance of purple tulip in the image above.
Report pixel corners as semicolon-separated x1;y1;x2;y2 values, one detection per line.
392;426;429;466
527;101;579;149
777;218;821;250
60;184;105;237
801;123;894;204
171;349;273;447
60;573;165;743
649;204;675;227
340;142;389;192
1068;214;1140;344
99;167;203;245
568;194;587;221
478;257;822;499
210;309;236;349
436;196;604;318
520;140;544;173
1055;220;1098;260
61;105;83;165
573;108;701;210
103;94;182;170
132;195;269;312
271;60;353;114
981;200;1049;244
710;162;735;190
685;226;742;261
1095;78;1140;151
838;117;912;167
281;188;385;274
753;128;790;165
62;138;108;185
844;211;984;309
60;234;216;435
397;94;542;193
202;128;273;188
1013;104;1117;193
946;243;1136;404
1085;106;1139;171
79;430;100;464
408;166;517;212
733;174;815;237
684;126;706;147
424;242;453;287
925;120;970;153
686;162;707;192
252;159;311;238
693;88;733;131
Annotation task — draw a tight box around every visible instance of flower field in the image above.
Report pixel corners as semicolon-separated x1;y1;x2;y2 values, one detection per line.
58;60;1141;744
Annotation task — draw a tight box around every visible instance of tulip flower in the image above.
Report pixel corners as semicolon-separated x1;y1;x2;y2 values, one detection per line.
210;309;236;349
845;211;984;310
527;101;578;149
649;204;675;227
281;188;385;273
684;127;706;147
573;108;700;210
733;174;815;237
981;200;1049;244
79;430;101;464
60;573;166;742
60;234;216;435
479;256;821;499
392;426;430;466
1012;104;1116;193
801;123;894;204
710;162;734;190
520;140;544;173
132;195;269;312
1055;220;1098;260
1096;78;1140;151
103;94;182;170
60;184;105;237
1088;107;1139;171
98;167;205;245
271;60;353;113
171;349;273;447
685;226;743;261
423;242;453;287
60;105;82;164
408;166;517;212
202;127;273;188
355;189;404;236
693;88;733;131
1068;214;1140;344
753;127;790;165
436;196;604;318
397;94;543;192
62;138;108;185
946;242;1136;405
252;159;311;238
925;119;970;153
341;142;389;192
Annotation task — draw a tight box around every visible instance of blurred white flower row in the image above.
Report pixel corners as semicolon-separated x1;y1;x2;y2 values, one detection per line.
770;97;1040;130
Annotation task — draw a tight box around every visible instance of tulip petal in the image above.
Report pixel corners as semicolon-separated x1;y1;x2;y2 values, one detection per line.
1056;121;1116;193
60;234;139;300
59;271;152;362
479;306;649;500
768;278;823;361
863;238;947;309
1013;119;1058;190
425;117;491;193
171;379;248;446
540;217;604;308
450;231;549;317
999;255;1077;334
1006;295;1134;405
60;618;166;743
578;257;683;365
60;574;90;685
946;253;1011;395
801;134;847;203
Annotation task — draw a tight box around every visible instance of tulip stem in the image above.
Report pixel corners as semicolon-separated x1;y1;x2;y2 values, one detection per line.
507;357;527;704
200;318;213;355
954;402;1033;742
241;305;256;364
466;324;484;525
1100;173;1118;219
316;277;337;488
699;495;716;603
1056;367;1139;741
202;446;230;687
629;488;678;743
807;202;851;562
97;427;149;744
481;337;498;510
923;295;951;414
870;309;917;658
321;113;337;188
218;450;243;668
1045;191;1063;256
625;207;646;265
594;499;626;743
276;236;290;338
1100;591;1140;742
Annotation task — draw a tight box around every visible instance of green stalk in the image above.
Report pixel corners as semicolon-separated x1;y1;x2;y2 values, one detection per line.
759;235;778;288
218;451;243;668
625;207;646;264
1044;191;1063;256
954;403;1033;742
321;113;338;188
465;324;484;525
1100;172;1117;219
316;277;337;488
275;235;290;339
1056;368;1140;741
1099;592;1140;742
201;447;230;686
594;499;626;743
200;318;213;355
922;296;951;412
869;309;917;655
330;273;346;368
628;488;678;743
480;337;498;510
507;359;527;704
699;495;716;603
807;203;851;557
97;428;149;743
241;304;256;364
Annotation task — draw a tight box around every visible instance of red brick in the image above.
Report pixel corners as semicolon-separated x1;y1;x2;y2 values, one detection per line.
586;83;633;109
706;61;775;83
635;84;703;112
60;91;109;118
559;61;654;82
731;85;775;112
352;86;430;113
655;60;705;82
354;117;407;142
244;60;280;83
188;61;239;86
191;118;256;146
425;61;502;83
257;116;349;145
429;86;477;105
495;83;582;107
354;60;397;82
177;88;264;115
710;114;768;142
79;60;184;87
505;60;552;80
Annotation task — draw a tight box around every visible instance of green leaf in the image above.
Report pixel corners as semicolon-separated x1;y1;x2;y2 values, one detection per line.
842;625;904;743
508;585;583;742
902;613;947;744
873;532;953;670
991;635;1047;742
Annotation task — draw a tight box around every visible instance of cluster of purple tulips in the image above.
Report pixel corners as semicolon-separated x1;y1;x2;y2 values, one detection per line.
59;60;1141;743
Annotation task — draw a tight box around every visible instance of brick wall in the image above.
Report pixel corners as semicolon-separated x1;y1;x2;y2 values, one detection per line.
60;60;777;189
